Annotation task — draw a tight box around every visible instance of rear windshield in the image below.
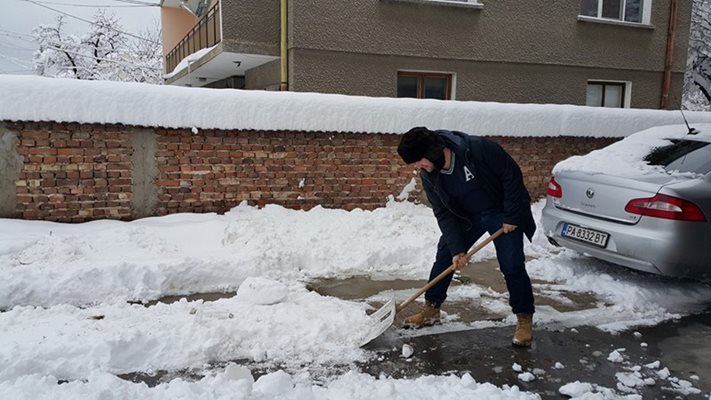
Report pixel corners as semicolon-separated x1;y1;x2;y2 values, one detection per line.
645;140;711;174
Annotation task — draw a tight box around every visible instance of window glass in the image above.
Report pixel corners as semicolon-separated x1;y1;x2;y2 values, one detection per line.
646;141;711;174
424;77;447;100
603;85;623;107
602;0;622;19
581;0;598;17
397;76;418;98
624;0;642;22
586;84;603;106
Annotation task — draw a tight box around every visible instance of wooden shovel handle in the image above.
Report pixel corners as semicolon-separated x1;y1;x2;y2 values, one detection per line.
395;227;505;313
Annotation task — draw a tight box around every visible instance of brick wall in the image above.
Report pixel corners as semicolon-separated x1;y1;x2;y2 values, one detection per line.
153;129;406;214
0;121;619;222
10;123;133;221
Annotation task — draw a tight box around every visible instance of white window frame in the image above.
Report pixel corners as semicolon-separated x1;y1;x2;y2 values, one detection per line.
579;0;653;26
383;0;483;9
586;79;632;108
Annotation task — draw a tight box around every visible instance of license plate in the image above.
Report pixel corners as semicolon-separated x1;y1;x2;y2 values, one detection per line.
561;223;609;248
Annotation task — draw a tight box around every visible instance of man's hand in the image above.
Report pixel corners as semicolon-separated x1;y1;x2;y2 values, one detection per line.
452;252;469;270
503;223;518;234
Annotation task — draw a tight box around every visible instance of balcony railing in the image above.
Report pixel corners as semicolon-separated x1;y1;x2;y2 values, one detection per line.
165;1;221;74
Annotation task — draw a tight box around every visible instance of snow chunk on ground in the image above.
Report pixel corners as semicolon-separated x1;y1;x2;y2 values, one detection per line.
607;350;625;363
559;381;594;397
518;372;536;382
237;277;288;305
402;344;414;358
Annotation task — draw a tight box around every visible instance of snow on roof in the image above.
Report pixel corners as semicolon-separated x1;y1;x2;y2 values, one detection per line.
1;75;711;137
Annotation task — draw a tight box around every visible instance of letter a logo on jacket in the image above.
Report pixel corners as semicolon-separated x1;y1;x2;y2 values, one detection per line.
464;166;474;182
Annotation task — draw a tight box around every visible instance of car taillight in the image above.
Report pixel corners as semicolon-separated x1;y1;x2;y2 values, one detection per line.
624;194;707;222
547;176;562;198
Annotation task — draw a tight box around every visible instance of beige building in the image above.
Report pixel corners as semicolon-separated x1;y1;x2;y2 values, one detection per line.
160;0;692;109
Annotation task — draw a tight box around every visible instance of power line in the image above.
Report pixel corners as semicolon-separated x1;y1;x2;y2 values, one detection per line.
0;32;36;44
112;0;160;5
20;0;161;45
0;29;34;39
0;69;35;74
24;0;156;7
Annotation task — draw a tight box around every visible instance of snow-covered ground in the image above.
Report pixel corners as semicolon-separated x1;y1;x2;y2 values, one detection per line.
2;197;711;399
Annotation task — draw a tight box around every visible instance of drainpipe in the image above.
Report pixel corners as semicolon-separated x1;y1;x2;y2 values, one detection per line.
280;0;288;91
660;0;679;109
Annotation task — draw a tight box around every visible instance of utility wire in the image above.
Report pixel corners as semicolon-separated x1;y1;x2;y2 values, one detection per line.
0;69;35;73
0;32;36;43
21;0;161;45
0;29;35;39
112;0;160;5
23;0;157;7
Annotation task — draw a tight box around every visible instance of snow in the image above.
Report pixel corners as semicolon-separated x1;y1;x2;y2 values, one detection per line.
401;344;414;358
2;75;711;397
164;45;217;79
518;372;536;382
607;349;625;363
2;75;711;136
553;123;711;177
1;198;710;397
237;277;288;305
0;369;543;400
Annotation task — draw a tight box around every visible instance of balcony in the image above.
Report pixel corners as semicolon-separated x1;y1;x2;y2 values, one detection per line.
165;1;221;74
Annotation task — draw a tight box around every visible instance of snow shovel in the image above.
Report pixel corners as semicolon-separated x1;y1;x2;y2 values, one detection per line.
360;227;505;346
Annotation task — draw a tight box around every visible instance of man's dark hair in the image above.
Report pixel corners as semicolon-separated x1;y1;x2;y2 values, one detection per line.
397;127;446;168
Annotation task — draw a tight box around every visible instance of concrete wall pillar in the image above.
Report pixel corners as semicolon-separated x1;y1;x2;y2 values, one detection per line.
0;123;22;218
130;128;158;219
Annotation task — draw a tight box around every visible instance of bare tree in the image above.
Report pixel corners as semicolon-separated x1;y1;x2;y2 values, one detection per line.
32;11;163;84
684;0;711;110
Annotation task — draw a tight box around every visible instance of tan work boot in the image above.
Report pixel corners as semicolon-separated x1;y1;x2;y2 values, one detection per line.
403;302;441;328
512;313;533;347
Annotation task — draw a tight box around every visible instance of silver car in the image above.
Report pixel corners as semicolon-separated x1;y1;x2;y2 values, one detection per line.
542;127;711;281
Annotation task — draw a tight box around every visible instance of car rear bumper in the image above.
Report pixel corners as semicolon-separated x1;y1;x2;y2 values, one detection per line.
542;200;710;280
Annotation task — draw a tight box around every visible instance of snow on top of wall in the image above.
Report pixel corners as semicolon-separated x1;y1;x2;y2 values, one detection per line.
1;75;711;137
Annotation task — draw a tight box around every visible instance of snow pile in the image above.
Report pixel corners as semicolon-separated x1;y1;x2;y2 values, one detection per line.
0;200;444;308
0;368;541;400
2;75;711;136
0;285;373;382
237;277;288;305
554;123;711;177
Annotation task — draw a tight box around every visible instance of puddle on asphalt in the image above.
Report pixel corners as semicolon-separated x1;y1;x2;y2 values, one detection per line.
127;291;237;307
307;258;602;324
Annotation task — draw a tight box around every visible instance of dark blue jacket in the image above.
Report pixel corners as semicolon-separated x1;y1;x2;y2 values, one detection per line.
421;130;536;255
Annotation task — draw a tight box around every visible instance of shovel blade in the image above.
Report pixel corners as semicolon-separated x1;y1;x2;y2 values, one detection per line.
359;298;396;347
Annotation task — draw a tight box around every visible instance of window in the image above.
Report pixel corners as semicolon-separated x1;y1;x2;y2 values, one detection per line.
580;0;647;24
397;72;452;100
386;0;483;9
586;81;628;108
645;140;711;174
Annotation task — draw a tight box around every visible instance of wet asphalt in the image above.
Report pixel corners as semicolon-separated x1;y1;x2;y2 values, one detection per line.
360;312;711;399
313;259;711;399
119;259;711;398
